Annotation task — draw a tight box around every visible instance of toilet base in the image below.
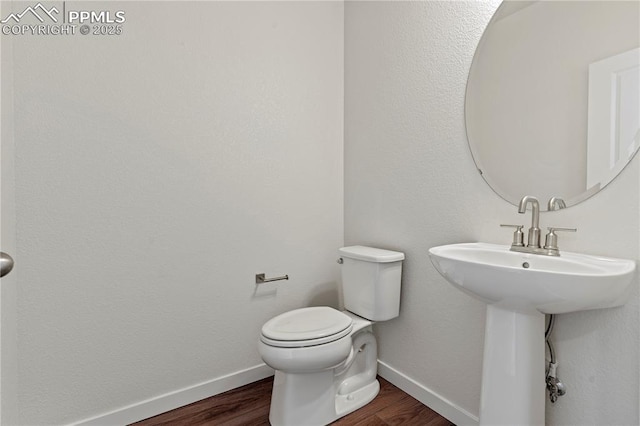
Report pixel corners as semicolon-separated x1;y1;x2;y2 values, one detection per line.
335;378;380;418
268;370;380;426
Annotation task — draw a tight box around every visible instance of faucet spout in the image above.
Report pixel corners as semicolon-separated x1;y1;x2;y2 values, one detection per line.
518;196;541;247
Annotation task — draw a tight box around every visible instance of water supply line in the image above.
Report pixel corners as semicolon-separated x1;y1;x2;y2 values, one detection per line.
545;314;556;364
545;314;566;402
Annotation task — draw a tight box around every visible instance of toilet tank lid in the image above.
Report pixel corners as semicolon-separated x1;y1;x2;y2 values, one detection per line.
339;246;405;263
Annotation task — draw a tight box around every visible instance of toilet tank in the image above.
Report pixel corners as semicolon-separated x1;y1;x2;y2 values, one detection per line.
338;246;405;321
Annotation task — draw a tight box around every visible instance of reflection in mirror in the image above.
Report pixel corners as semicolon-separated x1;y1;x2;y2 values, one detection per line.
466;1;640;211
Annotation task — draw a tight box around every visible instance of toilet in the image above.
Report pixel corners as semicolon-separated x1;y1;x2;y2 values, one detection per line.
258;245;405;426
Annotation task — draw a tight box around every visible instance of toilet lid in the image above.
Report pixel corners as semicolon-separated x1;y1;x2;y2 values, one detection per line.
261;307;353;348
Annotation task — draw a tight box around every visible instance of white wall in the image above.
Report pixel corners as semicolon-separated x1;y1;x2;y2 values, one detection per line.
345;1;639;425
9;2;343;424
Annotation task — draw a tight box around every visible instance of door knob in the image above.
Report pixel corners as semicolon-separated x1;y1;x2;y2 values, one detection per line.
1;252;14;278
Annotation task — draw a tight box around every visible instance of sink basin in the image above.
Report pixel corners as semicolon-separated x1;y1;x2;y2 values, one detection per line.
428;242;636;426
429;242;636;314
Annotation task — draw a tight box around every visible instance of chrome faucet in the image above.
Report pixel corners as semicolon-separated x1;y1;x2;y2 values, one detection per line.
518;195;541;248
501;195;576;256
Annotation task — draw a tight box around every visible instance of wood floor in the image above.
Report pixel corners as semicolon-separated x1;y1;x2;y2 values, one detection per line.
133;376;454;426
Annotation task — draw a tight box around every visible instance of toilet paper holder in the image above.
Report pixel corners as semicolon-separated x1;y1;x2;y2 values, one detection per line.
256;273;289;284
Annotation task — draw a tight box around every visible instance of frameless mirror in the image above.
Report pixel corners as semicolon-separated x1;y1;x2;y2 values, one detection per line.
466;1;640;211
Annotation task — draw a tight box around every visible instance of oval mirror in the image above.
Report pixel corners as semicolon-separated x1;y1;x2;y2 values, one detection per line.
466;0;640;211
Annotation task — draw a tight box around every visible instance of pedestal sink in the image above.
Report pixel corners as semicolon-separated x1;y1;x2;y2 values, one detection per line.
428;242;636;426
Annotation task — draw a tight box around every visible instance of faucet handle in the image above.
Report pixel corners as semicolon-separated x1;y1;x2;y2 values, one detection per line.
544;227;577;252
500;224;525;247
546;227;577;234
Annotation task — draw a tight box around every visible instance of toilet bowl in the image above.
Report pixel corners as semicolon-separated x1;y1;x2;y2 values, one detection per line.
258;246;405;426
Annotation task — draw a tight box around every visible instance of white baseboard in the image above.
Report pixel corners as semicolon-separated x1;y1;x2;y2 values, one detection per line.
377;360;479;426
72;364;275;426
71;360;476;425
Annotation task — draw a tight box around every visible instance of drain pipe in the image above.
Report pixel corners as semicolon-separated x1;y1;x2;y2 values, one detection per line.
545;314;566;402
336;331;377;396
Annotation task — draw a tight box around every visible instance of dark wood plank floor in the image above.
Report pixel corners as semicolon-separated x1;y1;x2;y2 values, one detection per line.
133;376;454;426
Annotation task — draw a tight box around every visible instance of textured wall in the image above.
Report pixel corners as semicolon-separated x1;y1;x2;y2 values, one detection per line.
10;2;343;424
344;1;639;425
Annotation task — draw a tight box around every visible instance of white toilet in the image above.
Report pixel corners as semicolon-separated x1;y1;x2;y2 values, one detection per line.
258;245;405;426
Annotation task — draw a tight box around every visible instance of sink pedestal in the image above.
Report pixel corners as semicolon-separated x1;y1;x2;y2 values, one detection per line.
480;305;545;426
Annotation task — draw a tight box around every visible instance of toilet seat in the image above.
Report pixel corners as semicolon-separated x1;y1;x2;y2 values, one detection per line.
261;307;353;348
